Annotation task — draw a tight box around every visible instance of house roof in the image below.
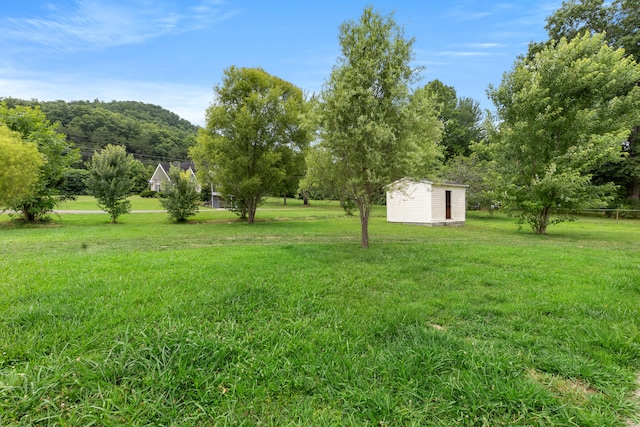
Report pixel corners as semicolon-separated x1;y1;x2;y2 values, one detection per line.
158;161;196;174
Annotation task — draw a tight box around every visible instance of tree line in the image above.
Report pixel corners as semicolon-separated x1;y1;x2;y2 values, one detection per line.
191;1;639;244
2;0;639;246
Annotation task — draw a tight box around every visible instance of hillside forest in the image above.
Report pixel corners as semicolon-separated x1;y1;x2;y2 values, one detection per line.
1;98;198;195
1;98;198;162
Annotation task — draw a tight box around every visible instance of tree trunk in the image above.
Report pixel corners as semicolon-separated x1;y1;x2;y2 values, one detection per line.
537;223;547;235
247;198;257;224
628;179;640;201
283;193;287;205
357;199;370;248
303;192;309;206
24;210;34;222
627;126;639;200
21;205;36;222
536;207;551;234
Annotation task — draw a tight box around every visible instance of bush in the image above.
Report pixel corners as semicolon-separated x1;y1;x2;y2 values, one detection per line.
62;168;90;195
200;189;211;202
140;190;158;198
616;199;640;219
159;168;200;222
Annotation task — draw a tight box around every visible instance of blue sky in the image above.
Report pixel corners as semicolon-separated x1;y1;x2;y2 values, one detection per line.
1;1;562;125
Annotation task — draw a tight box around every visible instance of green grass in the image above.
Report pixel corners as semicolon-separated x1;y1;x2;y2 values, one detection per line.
1;201;639;426
56;195;346;217
57;195;165;211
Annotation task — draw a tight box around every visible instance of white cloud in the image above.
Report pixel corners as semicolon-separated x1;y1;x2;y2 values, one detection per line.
435;51;495;58
464;43;508;49
0;0;238;54
415;60;448;66
446;3;516;21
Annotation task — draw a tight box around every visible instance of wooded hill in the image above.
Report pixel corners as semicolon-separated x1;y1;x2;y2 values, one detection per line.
1;98;198;165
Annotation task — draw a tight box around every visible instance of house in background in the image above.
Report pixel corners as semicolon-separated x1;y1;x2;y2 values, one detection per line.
386;178;468;226
149;162;200;192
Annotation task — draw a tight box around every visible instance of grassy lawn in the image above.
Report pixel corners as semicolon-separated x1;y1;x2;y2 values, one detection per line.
1;200;639;426
56;195;166;211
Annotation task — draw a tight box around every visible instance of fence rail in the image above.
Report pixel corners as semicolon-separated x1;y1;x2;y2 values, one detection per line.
577;208;640;222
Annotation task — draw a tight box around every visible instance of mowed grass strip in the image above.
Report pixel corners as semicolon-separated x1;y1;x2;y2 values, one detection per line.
1;203;639;426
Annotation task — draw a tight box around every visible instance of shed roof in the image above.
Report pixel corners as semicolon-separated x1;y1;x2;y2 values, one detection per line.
387;177;469;189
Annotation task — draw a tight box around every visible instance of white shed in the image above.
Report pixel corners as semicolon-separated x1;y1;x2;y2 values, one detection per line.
386;179;468;226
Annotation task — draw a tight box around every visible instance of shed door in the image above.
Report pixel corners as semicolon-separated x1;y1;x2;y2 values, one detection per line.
445;190;452;219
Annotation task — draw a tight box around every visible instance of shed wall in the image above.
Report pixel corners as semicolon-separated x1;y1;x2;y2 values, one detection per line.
386;180;467;226
431;187;446;221
386;181;432;223
451;187;466;222
430;185;466;222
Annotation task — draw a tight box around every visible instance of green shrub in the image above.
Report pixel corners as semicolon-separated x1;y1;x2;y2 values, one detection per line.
617;199;640;219
62;168;90;195
159;167;200;222
139;189;157;198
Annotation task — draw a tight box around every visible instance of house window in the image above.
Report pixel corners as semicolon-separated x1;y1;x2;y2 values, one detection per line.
445;190;452;219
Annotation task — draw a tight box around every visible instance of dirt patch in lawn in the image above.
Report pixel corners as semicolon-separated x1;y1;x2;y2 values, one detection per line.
627;373;640;427
526;368;599;406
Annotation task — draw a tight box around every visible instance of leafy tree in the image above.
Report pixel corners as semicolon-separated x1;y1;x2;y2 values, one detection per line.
86;145;135;223
545;0;640;201
130;160;153;194
318;7;442;247
159;167;201;222
0;102;79;221
546;0;639;58
488;33;640;233
442;151;496;211
0;125;44;209
191;66;310;224
299;144;343;202
274;146;306;205
61;168;91;195
299;144;359;214
441;114;503;211
424;80;484;162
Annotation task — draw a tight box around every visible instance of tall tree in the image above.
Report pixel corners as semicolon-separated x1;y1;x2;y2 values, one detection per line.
424;80;484;162
545;0;640;201
0;102;78;221
191;67;310;224
130;160;154;194
488;33;640;233
318;7;442;248
298;145;340;202
0;125;44;209
86;144;135;223
274;146;306;205
546;0;639;58
442;150;497;211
